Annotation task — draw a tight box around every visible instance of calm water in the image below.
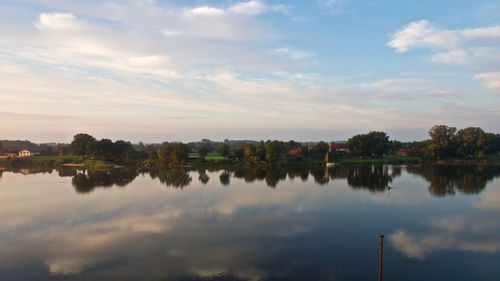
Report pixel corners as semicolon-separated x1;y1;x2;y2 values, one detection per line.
1;164;500;281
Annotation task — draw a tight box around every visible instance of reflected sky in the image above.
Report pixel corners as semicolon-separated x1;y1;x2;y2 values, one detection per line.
0;165;500;281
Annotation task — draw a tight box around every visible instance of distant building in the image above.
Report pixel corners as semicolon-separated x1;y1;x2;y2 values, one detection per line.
397;149;411;156
288;149;302;156
333;142;349;153
18;150;31;157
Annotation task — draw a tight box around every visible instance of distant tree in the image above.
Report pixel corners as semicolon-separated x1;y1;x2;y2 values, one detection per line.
71;133;96;156
113;140;132;159
424;125;457;159
311;141;329;157
348;131;391;158
88;139;114;160
456;127;487;158
243;144;257;161
392;140;402;153
300;145;310;157
198;146;209;158
286;140;300;151
122;147;138;161
0;140;3;153
256;140;266;161
218;144;230;158
265;141;280;162
158;143;189;166
229;147;244;160
485;133;500;155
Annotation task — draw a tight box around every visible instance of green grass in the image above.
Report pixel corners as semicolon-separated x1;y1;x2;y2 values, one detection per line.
84;159;115;169
0;155;83;167
204;153;225;160
335;155;421;164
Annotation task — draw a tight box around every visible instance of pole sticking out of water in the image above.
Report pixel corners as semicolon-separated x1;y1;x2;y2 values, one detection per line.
378;234;384;281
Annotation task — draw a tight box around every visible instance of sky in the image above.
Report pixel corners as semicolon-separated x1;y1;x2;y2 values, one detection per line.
0;0;499;143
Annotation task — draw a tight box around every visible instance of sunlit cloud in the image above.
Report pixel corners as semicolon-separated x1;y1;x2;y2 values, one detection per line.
389;20;500;92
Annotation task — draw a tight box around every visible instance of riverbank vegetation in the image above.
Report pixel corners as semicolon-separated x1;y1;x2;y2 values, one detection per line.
1;125;499;169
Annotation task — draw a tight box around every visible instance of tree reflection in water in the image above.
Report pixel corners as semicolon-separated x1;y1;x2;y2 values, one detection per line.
346;165;397;192
407;164;500;197
198;169;210;185
219;171;231;186
62;164;500;196
72;168;138;193
152;169;192;188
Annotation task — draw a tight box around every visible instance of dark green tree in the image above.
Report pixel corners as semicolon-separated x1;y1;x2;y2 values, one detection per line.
423;125;457;159
456;127;486;158
198;146;209;158
265;141;280;162
348;131;390;158
158;143;189;166
218;144;230;158
70;133;96;156
311;141;329;157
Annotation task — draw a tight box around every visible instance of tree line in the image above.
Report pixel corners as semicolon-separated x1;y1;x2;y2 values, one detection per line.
50;125;500;167
421;125;500;159
70;133;145;163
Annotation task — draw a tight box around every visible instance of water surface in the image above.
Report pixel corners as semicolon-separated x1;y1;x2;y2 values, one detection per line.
1;164;500;281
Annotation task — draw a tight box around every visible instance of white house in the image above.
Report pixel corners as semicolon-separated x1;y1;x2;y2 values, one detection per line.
18;150;31;157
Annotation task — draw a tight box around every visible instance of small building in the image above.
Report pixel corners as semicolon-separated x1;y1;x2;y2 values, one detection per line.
288;149;302;156
18;150;31;157
397;149;411;156
333;142;349;153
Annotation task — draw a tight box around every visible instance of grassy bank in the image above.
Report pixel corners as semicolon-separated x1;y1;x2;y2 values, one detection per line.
335;155;421;164
0;155;83;167
0;155;117;170
84;159;115;169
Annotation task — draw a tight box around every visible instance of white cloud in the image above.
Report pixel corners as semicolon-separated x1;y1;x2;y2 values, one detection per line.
389;20;500;91
388;20;500;54
474;72;500;90
389;229;500;259
185;6;225;16
35;12;83;30
274;48;311;60
473;185;500;209
388;20;458;52
319;0;345;13
431;49;470;64
229;1;267;16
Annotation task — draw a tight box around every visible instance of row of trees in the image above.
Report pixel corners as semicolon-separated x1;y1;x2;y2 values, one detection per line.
70;133;143;162
422;125;500;159
154;140;332;166
347;131;392;158
68;127;500;167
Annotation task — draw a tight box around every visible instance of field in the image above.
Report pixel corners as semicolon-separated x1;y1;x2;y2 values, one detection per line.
189;152;225;161
0;155;83;167
204;153;225;160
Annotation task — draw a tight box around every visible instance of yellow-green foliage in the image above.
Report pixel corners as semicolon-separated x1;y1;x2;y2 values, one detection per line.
84;159;115;169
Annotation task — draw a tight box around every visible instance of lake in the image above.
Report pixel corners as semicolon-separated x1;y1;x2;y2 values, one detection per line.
1;164;500;281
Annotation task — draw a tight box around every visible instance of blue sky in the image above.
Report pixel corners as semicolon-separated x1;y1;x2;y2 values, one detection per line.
0;0;499;142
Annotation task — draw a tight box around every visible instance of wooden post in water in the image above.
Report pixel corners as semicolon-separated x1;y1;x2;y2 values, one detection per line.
378;234;384;281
